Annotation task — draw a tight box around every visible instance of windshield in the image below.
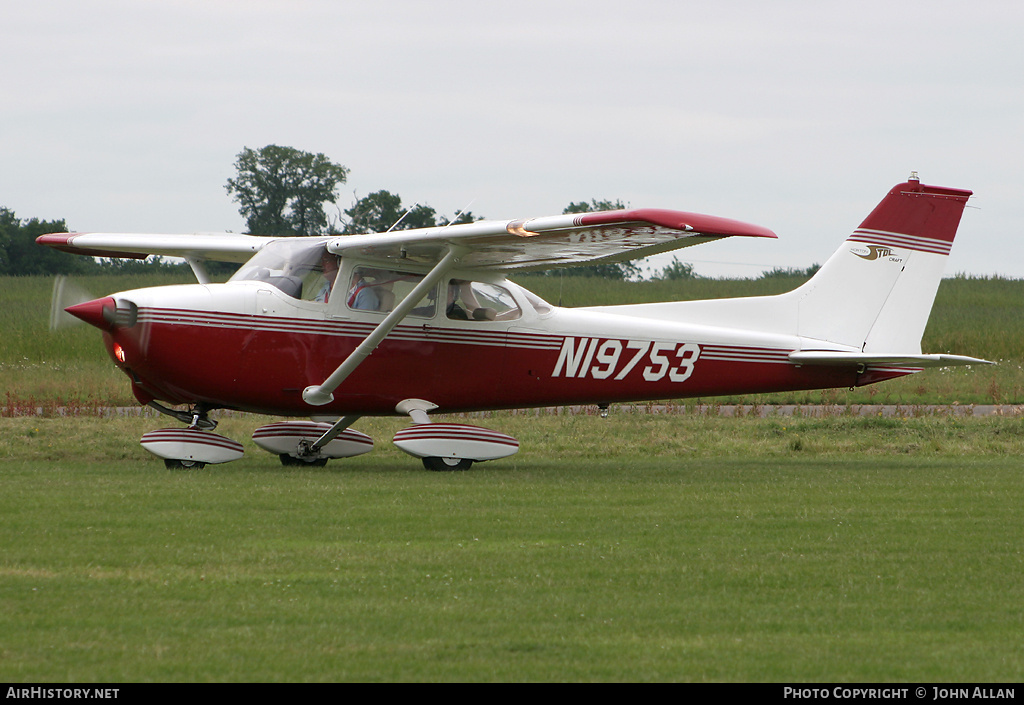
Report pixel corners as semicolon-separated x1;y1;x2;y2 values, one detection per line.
229;238;334;301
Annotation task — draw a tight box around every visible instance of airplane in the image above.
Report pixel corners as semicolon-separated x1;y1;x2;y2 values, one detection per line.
37;173;990;470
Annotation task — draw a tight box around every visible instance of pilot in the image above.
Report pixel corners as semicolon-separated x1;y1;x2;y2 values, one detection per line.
446;281;469;320
314;251;340;303
447;280;497;321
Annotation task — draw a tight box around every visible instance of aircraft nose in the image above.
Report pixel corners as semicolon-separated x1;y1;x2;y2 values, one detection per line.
65;296;117;330
66;296;138;331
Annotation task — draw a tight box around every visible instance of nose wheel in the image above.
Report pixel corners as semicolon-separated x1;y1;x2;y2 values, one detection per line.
140;427;244;469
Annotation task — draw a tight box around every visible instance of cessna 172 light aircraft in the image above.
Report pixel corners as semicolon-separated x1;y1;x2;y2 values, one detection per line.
38;174;988;470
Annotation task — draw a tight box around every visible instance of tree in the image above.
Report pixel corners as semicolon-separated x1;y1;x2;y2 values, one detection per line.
559;199;640;280
656;256;698;280
0;208;85;276
342;190;439;234
563;198;625;215
225;145;349;237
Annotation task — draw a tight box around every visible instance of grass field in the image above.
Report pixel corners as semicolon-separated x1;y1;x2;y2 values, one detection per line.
1;412;1023;682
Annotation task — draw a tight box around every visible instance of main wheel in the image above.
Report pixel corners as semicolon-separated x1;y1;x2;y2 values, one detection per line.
422;456;474;471
279;454;329;467
164;458;207;470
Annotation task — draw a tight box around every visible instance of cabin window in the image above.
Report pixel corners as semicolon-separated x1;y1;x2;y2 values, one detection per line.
347;266;436;318
445;280;521;321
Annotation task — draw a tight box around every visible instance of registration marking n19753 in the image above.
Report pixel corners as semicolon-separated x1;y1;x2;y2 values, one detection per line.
551;337;700;382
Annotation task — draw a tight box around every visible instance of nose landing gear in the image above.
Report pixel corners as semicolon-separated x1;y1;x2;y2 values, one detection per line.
140;403;243;470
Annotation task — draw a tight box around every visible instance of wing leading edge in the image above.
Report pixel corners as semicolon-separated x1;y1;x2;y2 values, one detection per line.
35;232;274;263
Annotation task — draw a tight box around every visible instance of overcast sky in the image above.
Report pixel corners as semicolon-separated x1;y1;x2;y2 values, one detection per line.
4;0;1022;277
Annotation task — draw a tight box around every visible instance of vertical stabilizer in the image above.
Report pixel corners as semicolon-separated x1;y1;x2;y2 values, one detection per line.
792;175;973;353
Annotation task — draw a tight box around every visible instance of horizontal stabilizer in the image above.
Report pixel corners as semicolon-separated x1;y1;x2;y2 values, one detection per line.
789;351;992;368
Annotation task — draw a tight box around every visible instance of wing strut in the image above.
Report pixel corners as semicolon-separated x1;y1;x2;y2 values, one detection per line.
186;258;211;285
302;246;463;406
299;415;362;457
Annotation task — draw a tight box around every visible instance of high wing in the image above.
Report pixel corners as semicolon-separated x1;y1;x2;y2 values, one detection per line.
35;232;273;263
36;208;775;271
327;209;776;271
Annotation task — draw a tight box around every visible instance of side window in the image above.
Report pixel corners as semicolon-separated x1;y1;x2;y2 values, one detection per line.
446;280;522;321
347;267;436;318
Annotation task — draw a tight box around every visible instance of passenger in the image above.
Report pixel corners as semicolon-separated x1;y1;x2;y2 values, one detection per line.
348;269;381;311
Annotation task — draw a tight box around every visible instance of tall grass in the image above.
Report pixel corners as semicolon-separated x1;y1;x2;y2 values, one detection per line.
923;274;1024;361
0;273;196;362
1;273;198;407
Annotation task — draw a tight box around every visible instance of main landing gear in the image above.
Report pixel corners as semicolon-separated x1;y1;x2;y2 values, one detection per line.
138;399;520;471
421;457;475;471
391;399;519;471
251;419;373;466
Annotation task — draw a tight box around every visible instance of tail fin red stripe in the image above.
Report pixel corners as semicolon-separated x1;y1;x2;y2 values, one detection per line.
856;178;972;244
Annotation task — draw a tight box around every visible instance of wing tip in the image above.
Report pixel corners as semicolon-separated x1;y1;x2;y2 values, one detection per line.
578;208;777;239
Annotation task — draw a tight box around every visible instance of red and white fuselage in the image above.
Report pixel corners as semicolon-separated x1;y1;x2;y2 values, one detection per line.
76;277;872;417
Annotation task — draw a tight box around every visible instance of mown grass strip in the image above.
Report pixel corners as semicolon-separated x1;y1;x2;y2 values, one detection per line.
1;415;1022;681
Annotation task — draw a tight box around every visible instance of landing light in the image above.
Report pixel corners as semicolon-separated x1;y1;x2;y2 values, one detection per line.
113;342;126;364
